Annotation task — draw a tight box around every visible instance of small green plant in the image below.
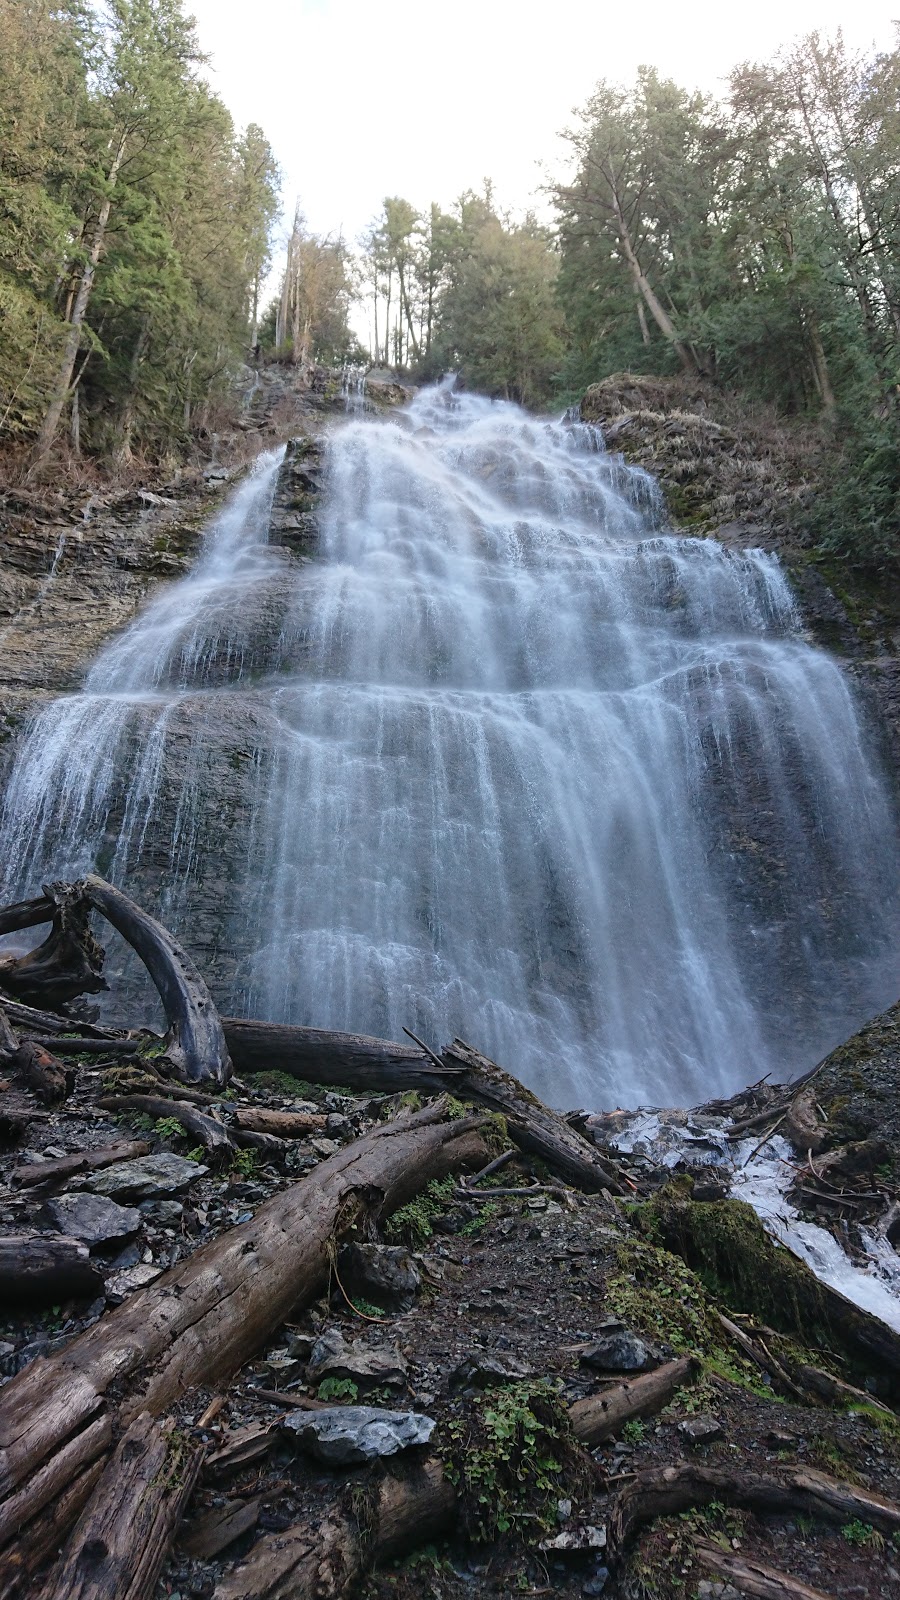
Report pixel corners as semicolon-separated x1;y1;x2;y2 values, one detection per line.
443;1381;583;1542
621;1418;646;1445
460;1202;499;1237
185;1146;205;1164
231;1148;260;1177
153;1116;184;1141
351;1296;385;1318
317;1377;359;1402
386;1174;457;1247
842;1519;885;1550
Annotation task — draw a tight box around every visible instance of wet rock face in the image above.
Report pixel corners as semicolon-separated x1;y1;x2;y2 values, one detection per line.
267;436;325;554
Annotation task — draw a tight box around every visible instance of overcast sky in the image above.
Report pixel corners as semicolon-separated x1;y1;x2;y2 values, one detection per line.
190;0;894;256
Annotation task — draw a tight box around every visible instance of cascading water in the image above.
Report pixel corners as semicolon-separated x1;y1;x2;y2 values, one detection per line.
1;383;897;1109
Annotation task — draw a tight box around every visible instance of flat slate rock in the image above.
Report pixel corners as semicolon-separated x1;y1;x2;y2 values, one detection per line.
281;1405;435;1465
307;1327;408;1389
43;1192;140;1247
81;1153;208;1201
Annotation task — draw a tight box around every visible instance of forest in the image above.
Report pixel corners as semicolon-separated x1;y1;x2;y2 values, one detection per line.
1;4;899;569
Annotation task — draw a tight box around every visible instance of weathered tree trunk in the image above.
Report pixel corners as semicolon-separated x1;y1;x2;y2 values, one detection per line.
233;1107;327;1138
0;1236;103;1303
221;1017;459;1094
0;884;105;1009
2;1009;68;1102
694;1543;836;1600
78;875;231;1087
0;1105;487;1573
14;1141;151;1191
440;1038;625;1194
39;1413;203;1600
96;1095;233;1157
568;1356;696;1445
606;1463;900;1565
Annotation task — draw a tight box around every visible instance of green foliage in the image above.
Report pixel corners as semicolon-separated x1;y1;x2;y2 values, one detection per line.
153;1116;184;1141
443;1381;580;1542
460;1202;499;1237
842;1519;885;1550
317;1376;359;1402
385;1174;457;1247
621;1418;646;1444
0;0;280;463
185;1145;205;1163
231;1148;259;1177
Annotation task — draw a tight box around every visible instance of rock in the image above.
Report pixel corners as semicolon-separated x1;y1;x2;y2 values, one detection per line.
540;1525;607;1553
281;1405;435;1465
580;1324;654;1373
43;1193;140;1248
307;1327;407;1389
677;1414;724;1445
139;1199;183;1224
105;1261;161;1300
309;1137;340;1158
691;1178;728;1202
81;1153;208;1201
449;1352;535;1389
338;1242;421;1310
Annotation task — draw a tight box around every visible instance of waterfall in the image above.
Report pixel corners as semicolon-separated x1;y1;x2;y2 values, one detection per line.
1;385;897;1109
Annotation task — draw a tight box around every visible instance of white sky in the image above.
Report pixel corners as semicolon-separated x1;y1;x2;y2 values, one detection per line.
190;0;895;275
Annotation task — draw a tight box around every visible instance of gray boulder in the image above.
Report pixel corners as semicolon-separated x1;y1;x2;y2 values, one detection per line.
338;1242;421;1310
580;1323;653;1373
43;1193;140;1248
282;1406;435;1465
307;1327;407;1389
81;1153;208;1201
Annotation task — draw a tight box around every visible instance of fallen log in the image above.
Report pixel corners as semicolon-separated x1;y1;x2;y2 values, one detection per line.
606;1462;900;1565
12;1040;69;1104
215;1457;457;1600
0;1236;103;1303
233;1107;327;1138
222;1017;459;1094
23;1037;139;1057
180;1496;263;1560
96;1094;233;1157
0;1460;105;1600
0;999;121;1042
568;1356;696;1445
213;1358;697;1598
694;1543;837;1600
39;1412;204;1600
440;1037;625;1194
13;1141;152;1190
0;1103;487;1571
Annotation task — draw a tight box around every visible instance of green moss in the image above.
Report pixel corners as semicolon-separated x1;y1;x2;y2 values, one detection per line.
385;1174;457;1247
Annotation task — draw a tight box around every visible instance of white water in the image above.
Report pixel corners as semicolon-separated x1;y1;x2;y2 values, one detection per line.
612;1111;900;1333
0;385;898;1109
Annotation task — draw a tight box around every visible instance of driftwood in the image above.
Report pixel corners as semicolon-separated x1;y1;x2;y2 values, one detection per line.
0;999;120;1041
40;1412;203;1600
180;1496;263;1560
440;1037;625;1194
96;1094;233;1157
694;1544;837;1600
0;1236;103;1303
13;1140;152;1190
568;1356;696;1445
222;1017;461;1094
0;885;105;1008
606;1462;900;1564
0;1103;487;1572
0;1008;68;1103
214;1358;696;1598
0;878;231;1087
203;1424;278;1482
784;1087;828;1156
233;1107;327;1138
0;1459;105;1600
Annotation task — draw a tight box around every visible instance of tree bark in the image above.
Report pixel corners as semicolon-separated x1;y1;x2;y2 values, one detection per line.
694;1543;836;1600
0;883;105;1009
0;1236;104;1303
39;1412;203;1600
221;1017;460;1095
13;1141;151;1191
568;1357;696;1445
96;1095;233;1157
440;1038;625;1194
12;1040;69;1104
606;1462;900;1565
0;1105;487;1571
233;1107;327;1138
